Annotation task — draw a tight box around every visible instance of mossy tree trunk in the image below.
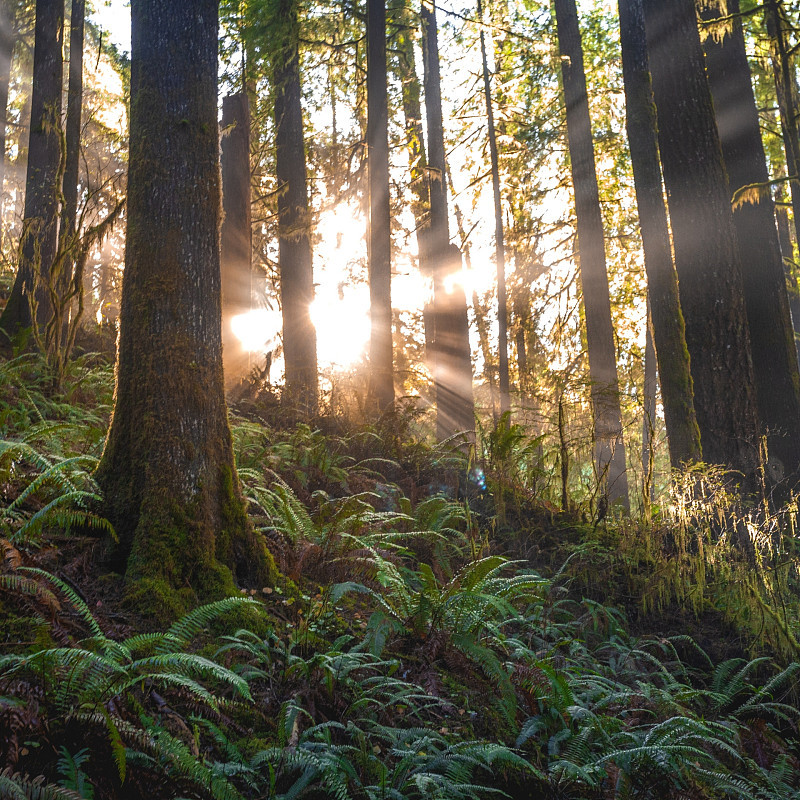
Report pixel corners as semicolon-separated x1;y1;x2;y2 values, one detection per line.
618;0;701;470
0;0;63;339
220;92;253;389
421;0;475;443
367;0;394;411
702;0;800;488
95;0;273;619
554;0;629;509
642;0;759;477
272;0;318;415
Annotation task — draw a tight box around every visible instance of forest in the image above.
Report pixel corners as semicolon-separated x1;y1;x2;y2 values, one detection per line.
1;0;800;796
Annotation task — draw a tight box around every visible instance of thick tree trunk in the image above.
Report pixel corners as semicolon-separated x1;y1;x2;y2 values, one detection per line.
702;0;800;488
553;0;629;508
220;92;252;389
618;0;701;470
95;0;273;619
273;0;318;416
478;0;509;415
421;0;474;442
0;3;14;211
764;0;800;246
367;0;394;410
0;0;63;338
642;0;759;477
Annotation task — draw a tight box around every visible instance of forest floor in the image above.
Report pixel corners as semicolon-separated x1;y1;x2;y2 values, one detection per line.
1;340;799;799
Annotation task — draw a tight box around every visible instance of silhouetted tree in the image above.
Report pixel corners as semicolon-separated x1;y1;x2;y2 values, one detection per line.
554;0;629;508
367;0;394;409
642;0;759;477
0;0;63;337
702;0;800;487
618;0;701;469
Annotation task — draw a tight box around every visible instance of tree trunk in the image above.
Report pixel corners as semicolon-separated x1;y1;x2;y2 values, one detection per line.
775;193;800;350
61;0;84;281
618;0;701;469
764;0;800;246
367;0;394;410
0;0;63;338
553;0;629;509
95;0;273;620
702;0;800;488
478;0;509;415
642;0;759;477
641;305;656;506
272;0;318;415
0;3;14;212
421;0;474;442
220;92;253;389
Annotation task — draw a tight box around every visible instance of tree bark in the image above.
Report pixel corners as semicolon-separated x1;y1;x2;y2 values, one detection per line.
478;0;509;415
642;0;759;477
775;194;800;350
272;0;318;415
702;0;800;488
95;0;273;619
764;0;800;246
61;0;84;281
0;0;63;338
641;305;656;506
553;0;629;508
0;2;15;212
421;0;474;442
367;0;394;410
220;92;253;389
618;0;701;470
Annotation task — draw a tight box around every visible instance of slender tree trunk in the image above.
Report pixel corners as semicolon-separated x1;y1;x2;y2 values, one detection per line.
220;93;252;389
367;0;394;410
641;305;656;506
95;0;273;618
764;0;800;246
553;0;629;508
421;0;474;442
478;0;509;415
272;0;318;415
702;0;800;488
618;0;701;470
61;0;84;275
0;0;64;338
775;193;800;349
0;4;14;211
642;0;759;477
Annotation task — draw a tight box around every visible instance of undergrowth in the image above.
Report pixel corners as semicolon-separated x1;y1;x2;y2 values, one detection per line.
0;355;799;798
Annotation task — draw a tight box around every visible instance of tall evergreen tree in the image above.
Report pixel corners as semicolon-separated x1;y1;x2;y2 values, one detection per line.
618;0;701;469
220;92;253;388
701;0;800;487
477;0;509;415
60;0;84;276
0;0;63;337
420;0;474;442
553;0;629;508
95;0;272;616
764;0;800;246
271;0;318;414
641;0;759;477
0;2;15;208
367;0;394;410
